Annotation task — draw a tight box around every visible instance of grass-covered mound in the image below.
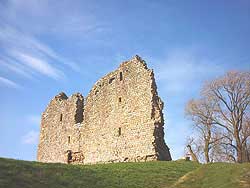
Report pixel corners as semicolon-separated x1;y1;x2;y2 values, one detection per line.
0;158;198;188
0;157;249;188
173;162;250;188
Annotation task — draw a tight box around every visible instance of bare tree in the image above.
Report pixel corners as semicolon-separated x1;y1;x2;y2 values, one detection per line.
186;98;220;163
211;130;237;162
186;137;201;163
202;71;250;163
186;71;250;163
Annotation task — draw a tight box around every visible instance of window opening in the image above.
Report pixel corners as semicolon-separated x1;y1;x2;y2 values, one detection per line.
60;114;63;121
119;72;123;81
119;97;122;102
67;150;72;163
118;127;121;136
68;136;71;144
109;77;115;84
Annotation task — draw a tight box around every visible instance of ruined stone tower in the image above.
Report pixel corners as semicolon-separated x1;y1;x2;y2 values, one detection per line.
37;55;171;164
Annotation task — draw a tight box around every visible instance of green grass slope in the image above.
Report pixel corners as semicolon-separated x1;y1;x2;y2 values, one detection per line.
0;157;249;188
173;162;250;188
0;158;199;188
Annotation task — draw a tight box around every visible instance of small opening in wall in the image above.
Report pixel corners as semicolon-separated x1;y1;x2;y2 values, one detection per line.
67;150;72;163
95;89;99;95
68;136;71;144
109;77;115;84
60;114;63;121
119;72;123;81
118;127;121;136
119;97;122;102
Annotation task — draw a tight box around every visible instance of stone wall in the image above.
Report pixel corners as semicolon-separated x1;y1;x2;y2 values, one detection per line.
37;55;171;164
37;93;83;163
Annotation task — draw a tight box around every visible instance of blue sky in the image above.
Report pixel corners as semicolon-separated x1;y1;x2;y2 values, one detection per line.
0;0;250;161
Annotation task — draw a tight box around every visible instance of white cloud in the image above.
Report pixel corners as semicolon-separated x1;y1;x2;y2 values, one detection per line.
150;48;224;93
14;52;64;80
26;115;41;126
0;76;21;89
0;24;79;71
1;0;108;38
0;23;80;84
22;130;39;144
0;58;33;79
0;0;110;87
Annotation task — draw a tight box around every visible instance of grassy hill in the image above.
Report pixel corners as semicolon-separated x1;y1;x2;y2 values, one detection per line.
173;162;250;188
0;157;249;188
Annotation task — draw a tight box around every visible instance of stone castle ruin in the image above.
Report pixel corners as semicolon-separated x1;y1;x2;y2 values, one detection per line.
37;55;171;164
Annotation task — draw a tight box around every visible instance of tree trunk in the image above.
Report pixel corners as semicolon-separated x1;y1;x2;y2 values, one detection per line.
242;142;249;162
204;140;210;163
236;146;243;163
187;145;199;163
204;129;211;163
235;130;243;163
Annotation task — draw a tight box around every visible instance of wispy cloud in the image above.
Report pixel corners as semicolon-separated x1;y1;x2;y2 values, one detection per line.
1;0;109;39
0;76;21;89
0;0;111;89
26;115;41;126
0;23;79;86
0;23;79;71
0;58;33;79
22;130;39;145
21;115;40;145
150;48;225;94
13;52;64;80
